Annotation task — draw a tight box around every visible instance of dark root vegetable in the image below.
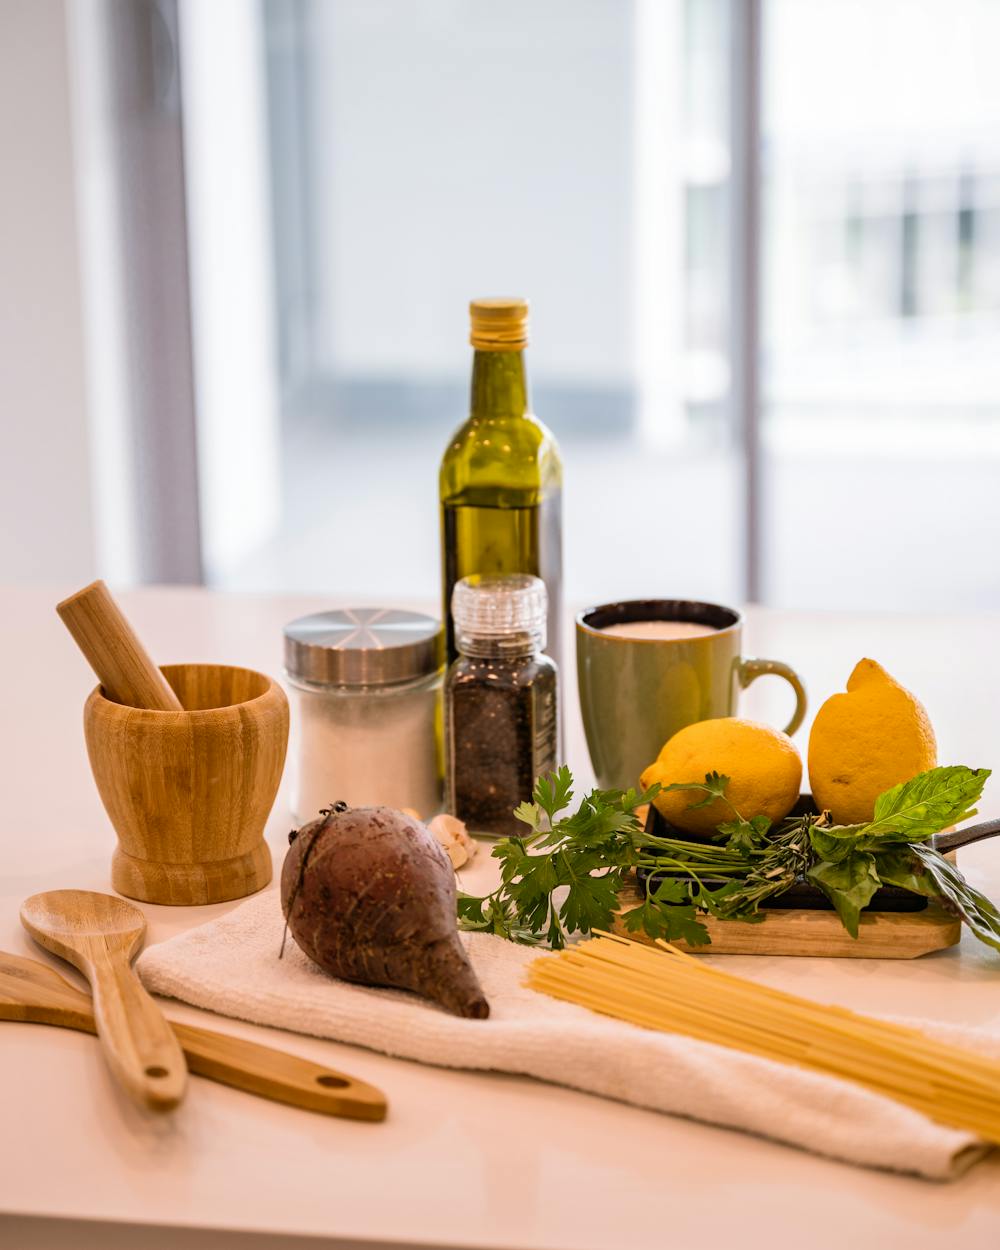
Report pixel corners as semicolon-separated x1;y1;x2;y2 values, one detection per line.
280;805;489;1019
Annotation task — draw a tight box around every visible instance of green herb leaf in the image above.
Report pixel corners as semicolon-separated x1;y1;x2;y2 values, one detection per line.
657;771;732;812
717;813;772;856
513;801;541;831
865;765;991;842
806;851;881;937
458;768;649;947
533;765;575;824
455;891;544;943
559;863;625;937
876;844;1000;952
458;762;1000;958
648;876;691;905
661;906;711;947
665;907;713;947
456;892;485;926
808;823;867;863
621;875;712;947
869;846;933;897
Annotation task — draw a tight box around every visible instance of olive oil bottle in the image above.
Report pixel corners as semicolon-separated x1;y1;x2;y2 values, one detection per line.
440;299;563;675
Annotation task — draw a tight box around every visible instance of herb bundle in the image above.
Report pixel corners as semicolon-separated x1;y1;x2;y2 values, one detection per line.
457;764;1000;952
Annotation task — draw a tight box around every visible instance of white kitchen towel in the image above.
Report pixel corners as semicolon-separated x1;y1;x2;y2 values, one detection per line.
137;888;995;1180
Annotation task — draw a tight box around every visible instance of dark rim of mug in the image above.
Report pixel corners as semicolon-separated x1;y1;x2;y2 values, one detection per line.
575;599;742;640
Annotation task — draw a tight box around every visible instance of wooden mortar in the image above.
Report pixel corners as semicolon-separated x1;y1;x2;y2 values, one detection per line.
84;663;288;905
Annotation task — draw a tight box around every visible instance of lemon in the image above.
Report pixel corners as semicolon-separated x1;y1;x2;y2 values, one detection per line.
640;718;803;837
807;659;936;825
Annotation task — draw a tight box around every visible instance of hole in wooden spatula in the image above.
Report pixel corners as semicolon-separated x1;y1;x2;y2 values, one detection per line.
145;1065;169;1078
316;1074;349;1089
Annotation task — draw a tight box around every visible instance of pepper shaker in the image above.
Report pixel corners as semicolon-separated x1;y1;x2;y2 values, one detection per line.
444;575;559;836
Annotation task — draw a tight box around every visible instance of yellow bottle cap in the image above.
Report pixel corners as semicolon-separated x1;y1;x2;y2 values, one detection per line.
469;297;529;351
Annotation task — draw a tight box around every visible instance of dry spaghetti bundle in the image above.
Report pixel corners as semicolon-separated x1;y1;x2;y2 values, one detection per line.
526;933;1000;1144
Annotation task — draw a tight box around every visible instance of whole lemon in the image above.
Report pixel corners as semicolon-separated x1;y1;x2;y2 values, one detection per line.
640;718;803;837
807;659;936;825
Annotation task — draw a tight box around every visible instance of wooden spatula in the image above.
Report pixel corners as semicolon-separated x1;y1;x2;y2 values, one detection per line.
0;951;386;1121
19;889;188;1111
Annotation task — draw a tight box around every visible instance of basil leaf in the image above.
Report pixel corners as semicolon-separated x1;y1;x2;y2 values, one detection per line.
806;851;881;938
870;846;931;898
875;844;1000;952
808;823;866;863
864;766;991;842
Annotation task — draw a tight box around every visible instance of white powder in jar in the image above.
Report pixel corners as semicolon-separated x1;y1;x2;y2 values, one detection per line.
284;608;445;826
288;673;443;825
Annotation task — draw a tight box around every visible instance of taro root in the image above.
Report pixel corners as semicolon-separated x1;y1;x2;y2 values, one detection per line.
281;804;489;1019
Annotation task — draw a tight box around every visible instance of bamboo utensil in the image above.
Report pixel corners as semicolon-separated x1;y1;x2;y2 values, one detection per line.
86;662;287;904
20;890;188;1112
0;950;387;1121
56;579;287;904
56;580;183;711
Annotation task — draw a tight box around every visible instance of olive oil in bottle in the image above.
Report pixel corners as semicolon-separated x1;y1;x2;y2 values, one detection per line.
439;299;563;676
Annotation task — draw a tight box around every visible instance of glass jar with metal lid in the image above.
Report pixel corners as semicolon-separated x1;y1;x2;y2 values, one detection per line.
283;608;444;824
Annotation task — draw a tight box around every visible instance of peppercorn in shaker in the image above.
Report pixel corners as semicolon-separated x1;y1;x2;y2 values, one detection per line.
445;574;559;836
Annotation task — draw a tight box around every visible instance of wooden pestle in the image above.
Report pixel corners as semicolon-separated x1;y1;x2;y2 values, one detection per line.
56;580;183;711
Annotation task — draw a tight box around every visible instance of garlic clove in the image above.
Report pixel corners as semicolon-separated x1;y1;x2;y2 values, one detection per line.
428;813;476;869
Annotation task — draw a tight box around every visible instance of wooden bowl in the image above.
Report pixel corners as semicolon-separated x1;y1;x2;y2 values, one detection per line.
84;663;289;905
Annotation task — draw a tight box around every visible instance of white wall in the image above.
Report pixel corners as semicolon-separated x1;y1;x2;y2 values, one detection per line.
0;0;95;584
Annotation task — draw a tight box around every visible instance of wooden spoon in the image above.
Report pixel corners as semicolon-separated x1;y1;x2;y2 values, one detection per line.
20;890;187;1111
0;951;386;1121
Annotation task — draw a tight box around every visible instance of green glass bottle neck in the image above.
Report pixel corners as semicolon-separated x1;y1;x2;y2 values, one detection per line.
469;349;529;420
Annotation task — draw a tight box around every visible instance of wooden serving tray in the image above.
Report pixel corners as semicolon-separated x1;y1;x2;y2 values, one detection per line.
612;876;961;958
614;802;962;958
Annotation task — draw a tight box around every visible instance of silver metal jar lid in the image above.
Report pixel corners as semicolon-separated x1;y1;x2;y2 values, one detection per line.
283;608;444;687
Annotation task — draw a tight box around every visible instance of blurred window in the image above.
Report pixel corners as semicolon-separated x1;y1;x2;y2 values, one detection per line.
218;0;743;604
185;0;1000;611
761;0;1000;609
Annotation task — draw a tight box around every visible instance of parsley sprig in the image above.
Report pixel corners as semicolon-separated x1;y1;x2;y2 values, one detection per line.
457;763;1000;953
457;766;654;948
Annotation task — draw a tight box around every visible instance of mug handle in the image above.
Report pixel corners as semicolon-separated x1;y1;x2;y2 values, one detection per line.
737;658;807;736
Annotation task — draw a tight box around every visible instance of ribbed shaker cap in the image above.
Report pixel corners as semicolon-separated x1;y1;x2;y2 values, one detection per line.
284;608;443;687
452;574;547;652
469;297;529;351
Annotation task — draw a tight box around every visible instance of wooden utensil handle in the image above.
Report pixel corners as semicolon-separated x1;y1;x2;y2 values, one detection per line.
0;950;386;1121
89;955;188;1111
56;580;183;711
934;818;1000;854
2;1003;386;1120
171;1021;387;1121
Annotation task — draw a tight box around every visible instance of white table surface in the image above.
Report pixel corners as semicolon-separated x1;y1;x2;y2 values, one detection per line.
3;585;1000;1250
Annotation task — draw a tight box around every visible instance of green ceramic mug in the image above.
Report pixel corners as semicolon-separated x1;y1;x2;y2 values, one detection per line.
576;599;807;790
